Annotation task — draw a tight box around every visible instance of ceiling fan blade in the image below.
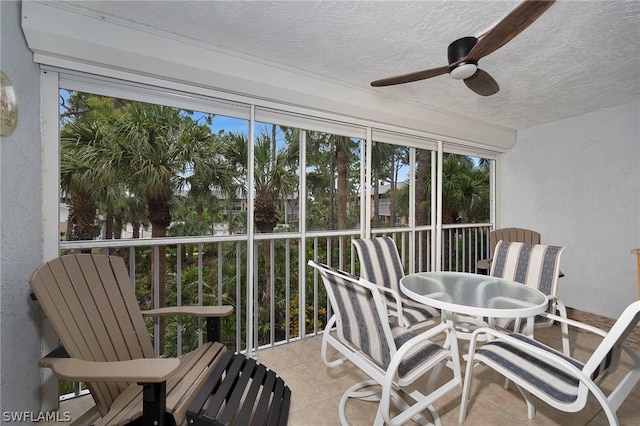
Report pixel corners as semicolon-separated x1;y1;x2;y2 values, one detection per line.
371;65;450;87
464;69;499;96
465;0;555;62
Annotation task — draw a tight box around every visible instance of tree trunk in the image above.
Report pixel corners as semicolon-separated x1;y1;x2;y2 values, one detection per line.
329;163;335;231
132;220;141;239
68;190;97;252
111;216;123;256
416;150;429;269
105;204;114;240
390;156;397;225
254;190;280;335
336;136;348;266
222;192;233;235
372;168;380;228
148;195;171;354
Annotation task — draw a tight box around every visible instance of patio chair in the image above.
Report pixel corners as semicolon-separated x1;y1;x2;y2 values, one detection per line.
308;260;461;426
30;254;290;426
352;236;439;330
476;227;541;272
489;240;570;354
459;301;640;425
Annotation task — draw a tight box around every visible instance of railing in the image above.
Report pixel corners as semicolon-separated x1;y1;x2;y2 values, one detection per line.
58;223;491;398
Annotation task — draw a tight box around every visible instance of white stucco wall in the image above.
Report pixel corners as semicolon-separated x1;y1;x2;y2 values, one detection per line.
1;0;44;415
499;101;640;318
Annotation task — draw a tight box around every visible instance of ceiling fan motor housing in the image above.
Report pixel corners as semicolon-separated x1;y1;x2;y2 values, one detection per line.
448;36;478;80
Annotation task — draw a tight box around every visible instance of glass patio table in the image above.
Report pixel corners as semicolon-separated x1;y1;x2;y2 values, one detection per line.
400;271;548;336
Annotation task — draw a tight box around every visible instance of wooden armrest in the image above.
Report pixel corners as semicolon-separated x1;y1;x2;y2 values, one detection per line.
476;258;492;270
38;357;180;383
142;305;233;318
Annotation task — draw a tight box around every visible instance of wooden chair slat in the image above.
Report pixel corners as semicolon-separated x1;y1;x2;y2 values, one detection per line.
235;363;268;425
203;353;246;419
107;255;156;358
93;256;154;359
489;227;541;253
252;369;277;425
60;256;119;361
168;342;226;420
265;377;290;426
38;258;122;413
75;255;135;361
62;256;130;406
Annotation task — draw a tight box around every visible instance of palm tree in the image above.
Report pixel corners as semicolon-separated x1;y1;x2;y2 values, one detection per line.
253;133;298;233
107;103;220;352
220;131;249;234
371;142;391;228
439;154;490;270
253;132;298;331
60;121;110;242
219;128;298;343
389;146;410;225
415;149;431;227
441;154;489;224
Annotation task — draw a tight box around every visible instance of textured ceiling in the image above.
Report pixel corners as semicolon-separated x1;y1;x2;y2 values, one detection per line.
66;0;640;130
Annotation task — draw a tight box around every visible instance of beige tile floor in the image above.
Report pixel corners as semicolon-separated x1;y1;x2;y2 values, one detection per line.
47;323;640;425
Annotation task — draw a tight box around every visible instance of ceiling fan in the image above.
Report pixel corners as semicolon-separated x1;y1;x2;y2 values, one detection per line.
371;0;556;96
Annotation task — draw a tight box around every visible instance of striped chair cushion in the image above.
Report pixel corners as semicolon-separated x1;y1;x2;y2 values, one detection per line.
391;326;446;380
316;263;445;376
318;263;393;368
490;241;564;295
476;334;583;403
383;294;438;324
353;237;438;324
353;237;404;290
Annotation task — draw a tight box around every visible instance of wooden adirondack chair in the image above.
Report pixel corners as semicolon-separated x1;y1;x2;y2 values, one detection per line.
30;254;289;426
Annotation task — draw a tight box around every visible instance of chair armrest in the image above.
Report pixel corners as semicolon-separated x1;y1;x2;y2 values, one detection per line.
38;357;180;383
547;295;567;315
539;311;609;338
370;283;402;307
142;305;233;318
143;305;233;343
476;258;492;271
415;321;454;341
364;280;405;324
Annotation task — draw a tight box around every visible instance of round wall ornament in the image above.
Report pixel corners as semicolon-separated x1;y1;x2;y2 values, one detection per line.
1;70;19;136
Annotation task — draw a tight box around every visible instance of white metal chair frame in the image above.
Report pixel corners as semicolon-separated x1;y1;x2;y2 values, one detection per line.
460;302;640;425
309;260;462;426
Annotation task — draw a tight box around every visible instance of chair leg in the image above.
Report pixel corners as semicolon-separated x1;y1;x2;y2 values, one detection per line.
205;316;222;343
459;364;473;423
558;318;571;356
340;379;442;426
513;383;537;420
339;380;381;425
70;405;100;426
427;362;444;394
141;381;167;426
